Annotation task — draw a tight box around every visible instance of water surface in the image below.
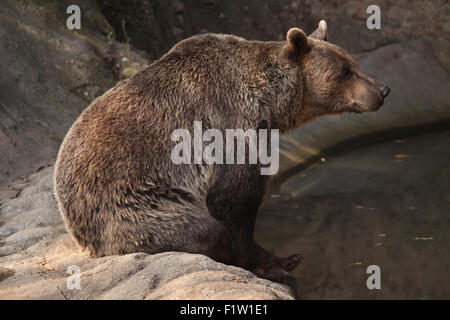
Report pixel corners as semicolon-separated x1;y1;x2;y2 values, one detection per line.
255;130;450;299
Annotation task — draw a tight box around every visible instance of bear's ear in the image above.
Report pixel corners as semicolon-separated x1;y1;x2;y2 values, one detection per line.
286;28;310;57
309;20;328;41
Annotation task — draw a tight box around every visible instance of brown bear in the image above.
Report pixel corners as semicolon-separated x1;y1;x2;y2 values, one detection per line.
54;20;389;282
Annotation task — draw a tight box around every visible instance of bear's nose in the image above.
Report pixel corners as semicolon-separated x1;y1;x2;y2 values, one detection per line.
381;86;390;98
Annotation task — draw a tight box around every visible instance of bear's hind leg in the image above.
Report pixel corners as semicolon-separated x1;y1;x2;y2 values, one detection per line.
104;204;232;264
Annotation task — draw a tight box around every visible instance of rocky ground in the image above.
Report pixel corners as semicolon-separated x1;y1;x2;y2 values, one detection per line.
0;166;294;300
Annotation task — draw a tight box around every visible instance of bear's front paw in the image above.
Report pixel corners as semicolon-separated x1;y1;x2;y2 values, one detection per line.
278;253;303;272
252;267;288;283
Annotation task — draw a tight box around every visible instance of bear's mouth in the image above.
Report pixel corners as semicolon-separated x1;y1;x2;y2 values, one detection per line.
348;101;381;113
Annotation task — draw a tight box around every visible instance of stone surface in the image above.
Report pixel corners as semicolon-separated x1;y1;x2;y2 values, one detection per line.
0;167;294;300
0;0;149;186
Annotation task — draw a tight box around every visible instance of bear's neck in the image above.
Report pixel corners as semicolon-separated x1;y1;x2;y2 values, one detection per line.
246;41;303;133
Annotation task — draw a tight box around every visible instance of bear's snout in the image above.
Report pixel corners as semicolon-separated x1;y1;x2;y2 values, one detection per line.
381;86;390;99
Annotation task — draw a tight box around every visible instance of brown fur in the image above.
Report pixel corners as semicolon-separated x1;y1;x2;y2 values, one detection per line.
54;21;388;282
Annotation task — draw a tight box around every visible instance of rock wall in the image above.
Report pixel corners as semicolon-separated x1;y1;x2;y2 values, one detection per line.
0;0;148;186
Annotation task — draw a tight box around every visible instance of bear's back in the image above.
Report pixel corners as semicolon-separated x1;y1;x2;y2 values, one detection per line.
54;33;261;209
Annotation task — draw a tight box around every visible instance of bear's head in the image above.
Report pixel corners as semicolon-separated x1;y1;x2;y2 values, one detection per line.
285;20;390;122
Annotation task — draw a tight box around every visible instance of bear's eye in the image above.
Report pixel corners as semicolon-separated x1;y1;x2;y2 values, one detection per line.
341;65;353;78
